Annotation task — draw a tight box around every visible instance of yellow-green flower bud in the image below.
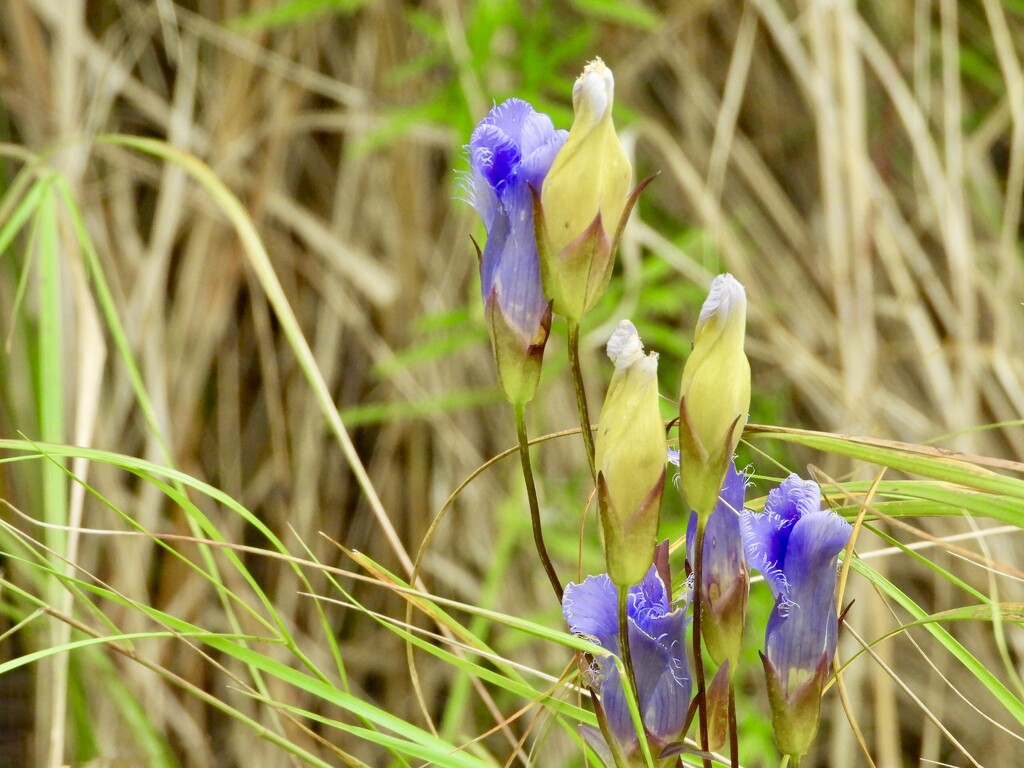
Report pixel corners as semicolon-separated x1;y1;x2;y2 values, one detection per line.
678;274;751;520
538;58;633;323
595;320;666;587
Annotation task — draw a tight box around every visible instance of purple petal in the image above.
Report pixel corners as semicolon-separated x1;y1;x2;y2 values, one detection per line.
470;122;520;193
481;98;539;146
599;663;634;749
764;510;851;696
718;461;746;516
518;109;559;156
485;181;547;343
785;511;852;585
596;595;690;749
466;98;562;347
467;166;498;232
687;461;747;583
517;130;568;189
766;474;822;529
742;474;822;599
563;574;619;651
741;508;786;599
628;619;688;743
764;571;839;694
626;567;669;634
564;566;690;751
638;610;690;741
478;205;509;300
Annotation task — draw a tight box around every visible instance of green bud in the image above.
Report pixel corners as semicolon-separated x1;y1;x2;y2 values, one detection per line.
539;58;632;323
678;274;751;519
595;320;666;587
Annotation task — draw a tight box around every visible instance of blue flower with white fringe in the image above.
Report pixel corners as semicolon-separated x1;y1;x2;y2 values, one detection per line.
562;566;691;762
464;99;567;403
740;474;852;759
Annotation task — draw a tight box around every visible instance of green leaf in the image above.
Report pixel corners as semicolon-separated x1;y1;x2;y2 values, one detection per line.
851;559;1024;726
747;426;1024;501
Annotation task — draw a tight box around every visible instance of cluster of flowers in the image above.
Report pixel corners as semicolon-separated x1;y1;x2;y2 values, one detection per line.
464;58;853;766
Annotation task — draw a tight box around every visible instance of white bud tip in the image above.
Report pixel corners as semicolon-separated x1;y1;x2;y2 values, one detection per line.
573;57;614;122
606;319;645;369
698;273;746;326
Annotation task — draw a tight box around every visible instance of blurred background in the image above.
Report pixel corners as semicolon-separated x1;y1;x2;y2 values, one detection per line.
1;0;1023;766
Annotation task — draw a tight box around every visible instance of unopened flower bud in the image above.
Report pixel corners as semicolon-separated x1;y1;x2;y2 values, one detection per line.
678;274;751;519
595;320;665;587
686;460;750;668
538;58;633;323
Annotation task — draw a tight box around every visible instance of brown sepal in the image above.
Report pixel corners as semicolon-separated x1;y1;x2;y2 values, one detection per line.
704;660;731;751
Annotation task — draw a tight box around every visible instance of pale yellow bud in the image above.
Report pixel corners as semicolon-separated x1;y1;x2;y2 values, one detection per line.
596;320;666;586
538;58;633;322
678;274;751;519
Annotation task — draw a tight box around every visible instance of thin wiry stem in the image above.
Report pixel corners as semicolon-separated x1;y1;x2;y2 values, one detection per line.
619;585;654;768
618;587;639;726
568;322;597;482
692;517;713;768
514;402;562;601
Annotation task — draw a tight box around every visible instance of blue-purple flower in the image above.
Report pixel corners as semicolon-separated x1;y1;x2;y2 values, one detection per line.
466;99;567;404
740;474;852;758
685;460;749;667
563;566;690;761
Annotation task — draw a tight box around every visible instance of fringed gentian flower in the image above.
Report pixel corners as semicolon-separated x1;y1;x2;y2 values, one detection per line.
685;460;749;668
741;475;852;761
466;99;568;404
563;565;691;764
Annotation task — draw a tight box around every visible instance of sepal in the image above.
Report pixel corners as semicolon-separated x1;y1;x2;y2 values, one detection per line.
703;660;731;752
597;469;666;588
484;287;551;404
700;565;749;668
534;175;655;323
760;650;829;759
678;396;744;520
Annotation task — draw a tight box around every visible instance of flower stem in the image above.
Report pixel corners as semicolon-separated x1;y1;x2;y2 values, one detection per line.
617;585;640;709
514;402;563;602
692;516;712;768
618;585;650;767
728;675;739;768
568;321;597;482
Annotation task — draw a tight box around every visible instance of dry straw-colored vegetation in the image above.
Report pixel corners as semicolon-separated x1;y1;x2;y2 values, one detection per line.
0;1;1022;766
